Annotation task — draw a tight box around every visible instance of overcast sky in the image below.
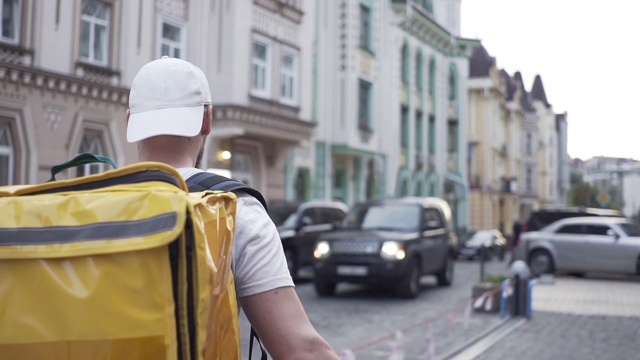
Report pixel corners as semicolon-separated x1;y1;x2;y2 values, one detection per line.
460;0;639;161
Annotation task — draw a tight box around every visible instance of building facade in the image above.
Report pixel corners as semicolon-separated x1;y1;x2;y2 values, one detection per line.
467;45;521;238
0;0;572;233
300;0;475;232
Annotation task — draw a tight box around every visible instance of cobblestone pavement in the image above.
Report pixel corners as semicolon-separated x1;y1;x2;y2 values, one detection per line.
473;274;640;360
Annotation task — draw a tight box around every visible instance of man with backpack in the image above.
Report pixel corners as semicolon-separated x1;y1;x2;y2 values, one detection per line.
126;56;339;359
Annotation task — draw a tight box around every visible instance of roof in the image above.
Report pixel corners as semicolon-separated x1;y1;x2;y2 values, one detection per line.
530;74;551;108
513;71;535;112
499;69;517;101
469;45;495;78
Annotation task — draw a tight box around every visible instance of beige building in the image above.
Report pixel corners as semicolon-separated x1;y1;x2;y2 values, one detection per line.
467;45;521;238
0;0;313;203
530;74;559;208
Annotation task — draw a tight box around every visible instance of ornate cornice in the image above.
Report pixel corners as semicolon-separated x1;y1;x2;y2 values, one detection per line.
393;2;476;57
254;0;304;24
214;104;315;142
0;61;129;105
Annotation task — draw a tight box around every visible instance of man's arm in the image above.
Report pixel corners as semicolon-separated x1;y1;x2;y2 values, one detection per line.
240;287;340;360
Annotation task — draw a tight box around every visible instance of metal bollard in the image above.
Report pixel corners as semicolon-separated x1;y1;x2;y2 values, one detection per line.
508;260;531;318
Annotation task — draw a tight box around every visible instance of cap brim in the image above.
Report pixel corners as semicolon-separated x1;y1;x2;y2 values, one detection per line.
127;106;204;143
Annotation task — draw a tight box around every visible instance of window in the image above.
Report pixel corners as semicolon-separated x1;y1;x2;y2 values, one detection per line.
448;68;456;101
251;40;271;97
423;208;443;229
80;0;110;66
77;131;105;177
415;52;423;91
401;43;409;85
525;167;532;191
160;20;183;58
400;107;409;148
556;225;583;235
358;80;372;131
0;0;20;44
415;110;423;150
585;225;611;236
428;59;436;99
280;51;297;104
428;115;436;155
359;4;371;50
526;133;532;155
0;123;14;185
447;120;458;153
415;0;433;14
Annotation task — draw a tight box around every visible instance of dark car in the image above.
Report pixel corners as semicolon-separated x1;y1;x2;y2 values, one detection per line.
457;229;507;261
312;197;457;298
268;200;348;279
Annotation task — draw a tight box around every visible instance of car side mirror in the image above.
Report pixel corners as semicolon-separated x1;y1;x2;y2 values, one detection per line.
298;216;313;230
606;229;619;239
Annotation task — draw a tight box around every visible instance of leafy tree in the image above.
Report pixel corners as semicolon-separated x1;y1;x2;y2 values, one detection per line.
568;183;596;207
570;172;583;186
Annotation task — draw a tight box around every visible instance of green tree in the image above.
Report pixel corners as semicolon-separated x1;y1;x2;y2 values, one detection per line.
568;183;597;207
570;171;583;186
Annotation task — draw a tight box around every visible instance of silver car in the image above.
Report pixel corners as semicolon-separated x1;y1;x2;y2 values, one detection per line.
513;216;640;276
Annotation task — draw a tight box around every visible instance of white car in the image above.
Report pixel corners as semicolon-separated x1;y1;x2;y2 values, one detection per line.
512;216;640;276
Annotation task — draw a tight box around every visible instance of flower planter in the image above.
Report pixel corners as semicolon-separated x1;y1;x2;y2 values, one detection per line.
471;282;503;312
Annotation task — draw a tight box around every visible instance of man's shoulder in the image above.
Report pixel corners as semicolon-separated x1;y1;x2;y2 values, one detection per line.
183;170;268;210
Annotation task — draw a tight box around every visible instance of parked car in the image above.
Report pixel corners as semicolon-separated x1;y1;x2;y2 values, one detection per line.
513;216;640;276
514;207;625;250
457;229;507;261
312;197;457;298
268;200;348;279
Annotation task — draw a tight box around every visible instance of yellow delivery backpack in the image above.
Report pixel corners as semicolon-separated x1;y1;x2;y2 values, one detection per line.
0;156;241;360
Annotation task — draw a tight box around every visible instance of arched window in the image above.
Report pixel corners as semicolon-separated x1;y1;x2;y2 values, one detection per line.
428;58;436;100
401;42;409;85
415;51;423;91
0;123;14;185
448;68;456;101
77;130;105;177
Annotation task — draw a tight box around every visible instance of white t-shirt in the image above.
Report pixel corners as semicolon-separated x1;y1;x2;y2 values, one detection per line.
178;168;294;298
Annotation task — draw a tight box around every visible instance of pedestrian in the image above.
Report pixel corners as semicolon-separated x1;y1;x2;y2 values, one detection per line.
126;56;340;360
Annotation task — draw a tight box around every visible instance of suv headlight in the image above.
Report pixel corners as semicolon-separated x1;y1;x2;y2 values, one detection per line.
380;241;406;260
314;241;331;259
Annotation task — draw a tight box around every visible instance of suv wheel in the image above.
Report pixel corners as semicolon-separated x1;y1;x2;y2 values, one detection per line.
529;249;554;276
314;279;336;297
284;249;298;280
436;255;453;286
397;258;420;298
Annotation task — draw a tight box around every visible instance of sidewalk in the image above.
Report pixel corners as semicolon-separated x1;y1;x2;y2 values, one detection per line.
450;273;640;360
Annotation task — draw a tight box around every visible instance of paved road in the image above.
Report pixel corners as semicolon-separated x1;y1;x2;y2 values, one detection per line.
470;273;640;360
239;259;513;359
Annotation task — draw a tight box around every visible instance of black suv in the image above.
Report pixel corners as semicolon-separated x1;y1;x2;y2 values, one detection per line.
312;197;457;298
268;200;348;279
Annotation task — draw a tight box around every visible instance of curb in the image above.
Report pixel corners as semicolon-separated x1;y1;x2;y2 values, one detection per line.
441;316;527;360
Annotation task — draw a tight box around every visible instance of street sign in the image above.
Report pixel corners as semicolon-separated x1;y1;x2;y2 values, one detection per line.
597;192;610;207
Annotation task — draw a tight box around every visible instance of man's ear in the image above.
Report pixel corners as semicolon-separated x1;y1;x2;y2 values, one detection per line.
201;105;212;135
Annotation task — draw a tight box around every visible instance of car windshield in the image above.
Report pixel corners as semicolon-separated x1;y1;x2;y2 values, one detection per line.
618;223;640;237
268;204;298;227
281;213;299;228
469;231;493;243
343;204;420;231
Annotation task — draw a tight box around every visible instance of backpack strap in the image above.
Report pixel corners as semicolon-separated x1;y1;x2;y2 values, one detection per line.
185;172;268;210
185;171;269;359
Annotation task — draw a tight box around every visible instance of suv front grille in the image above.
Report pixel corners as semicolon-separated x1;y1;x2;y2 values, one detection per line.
332;241;380;255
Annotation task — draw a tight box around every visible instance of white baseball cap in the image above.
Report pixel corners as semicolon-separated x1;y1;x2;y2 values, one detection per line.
127;56;211;143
